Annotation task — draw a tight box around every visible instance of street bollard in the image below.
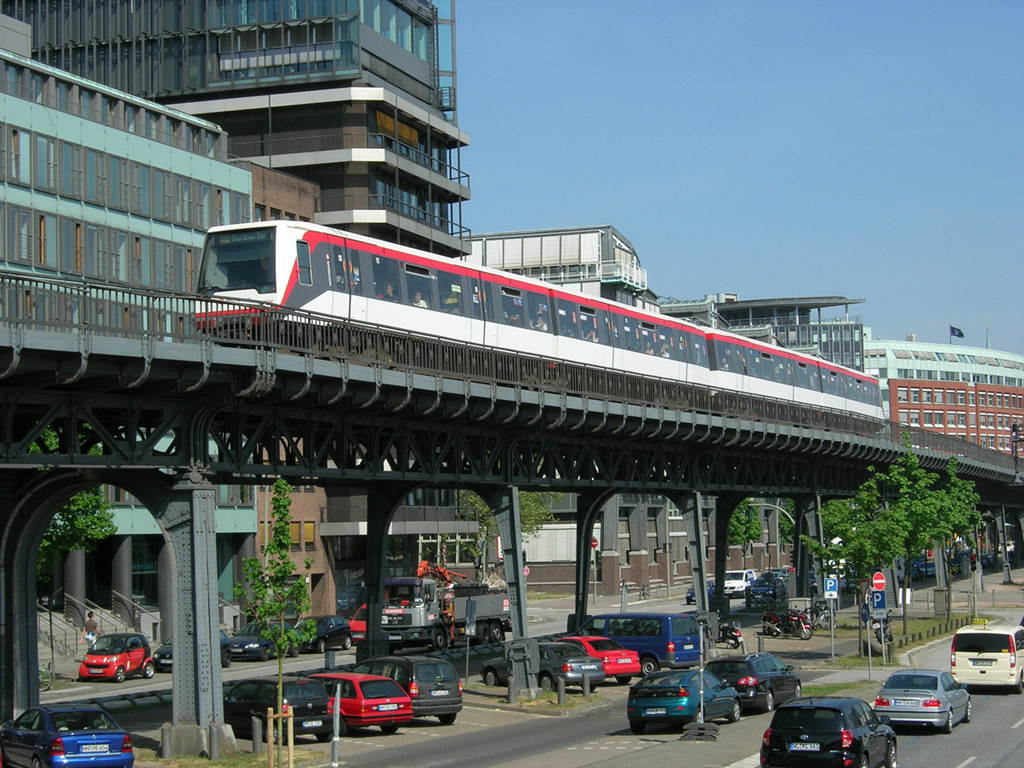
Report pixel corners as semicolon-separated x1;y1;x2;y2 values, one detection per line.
251;717;264;754
557;676;566;705
582;674;591;699
757;634;765;653
507;677;517;705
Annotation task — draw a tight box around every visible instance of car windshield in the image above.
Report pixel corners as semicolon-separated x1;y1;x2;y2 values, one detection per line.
955;632;1011;653
547;644;580;659
585;639;622;652
361;680;405;699
705;661;749;678
283;680;327;703
725;571;745;580
237;623;265;637
89;636;126;653
51;710;118;731
884;674;938;691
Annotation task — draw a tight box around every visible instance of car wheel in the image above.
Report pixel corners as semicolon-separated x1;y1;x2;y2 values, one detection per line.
316;639;326;655
32;756;43;768
762;689;775;713
315;732;332;743
792;682;802;700
615;676;632;685
142;660;155;679
539;673;556;692
942;708;954;734
885;739;898;768
963;699;971;724
221;651;232;669
483;667;499;687
438;713;457;725
728;700;742;723
1016;674;1023;694
640;657;659;676
433;628;449;652
287;645;299;658
629;721;645;735
380;724;399;734
258;647;270;662
341;636;352;651
490;621;505;643
114;666;126;683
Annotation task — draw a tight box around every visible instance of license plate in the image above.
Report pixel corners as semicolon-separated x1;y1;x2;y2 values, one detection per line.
581;664;598;670
972;659;995;666
388;635;401;641
378;703;399;711
301;720;323;728
644;707;667;716
616;658;630;664
88;669;105;675
80;745;108;753
894;698;917;706
790;743;820;752
430;689;449;696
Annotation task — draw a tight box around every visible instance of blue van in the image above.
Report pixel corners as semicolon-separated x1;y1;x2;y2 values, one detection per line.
574;613;702;675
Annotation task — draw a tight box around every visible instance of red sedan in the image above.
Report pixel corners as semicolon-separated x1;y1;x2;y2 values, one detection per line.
560;635;642;684
311;672;412;735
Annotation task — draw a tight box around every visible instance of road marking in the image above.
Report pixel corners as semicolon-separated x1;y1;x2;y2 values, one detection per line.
722;755;760;768
1012;715;1024;729
952;758;977;768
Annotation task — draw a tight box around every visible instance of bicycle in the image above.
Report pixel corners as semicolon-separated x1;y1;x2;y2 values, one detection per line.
38;662;52;692
811;600;835;630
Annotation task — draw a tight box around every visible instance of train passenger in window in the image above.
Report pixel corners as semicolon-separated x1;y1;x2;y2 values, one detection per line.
412;291;428;308
533;312;549;332
378;282;398;302
442;286;462;314
579;313;600;342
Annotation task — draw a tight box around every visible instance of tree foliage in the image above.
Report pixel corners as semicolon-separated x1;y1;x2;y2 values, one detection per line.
234;479;315;728
727;499;763;553
456;489;560;565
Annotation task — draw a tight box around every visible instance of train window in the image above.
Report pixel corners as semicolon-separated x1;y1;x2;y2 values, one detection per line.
655;328;674;359
578;306;602;342
331;245;348;292
713;341;742;373
404;264;433;309
437;271;463;314
296;240;312;286
525;291;551;332
499;286;525;327
346;247;366;296
639;323;658;355
372;255;401;302
555;299;577;338
776;357;793;384
690;334;709;368
747;352;769;381
794;362;816;390
469;278;486;320
617;315;642;352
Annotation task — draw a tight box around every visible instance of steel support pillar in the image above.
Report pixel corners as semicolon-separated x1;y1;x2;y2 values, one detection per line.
160;474;230;757
669;492;709;613
710;493;746;619
792;495;822;598
572;491;616;632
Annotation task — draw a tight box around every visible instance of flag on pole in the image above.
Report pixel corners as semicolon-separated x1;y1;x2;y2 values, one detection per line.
949;325;964;339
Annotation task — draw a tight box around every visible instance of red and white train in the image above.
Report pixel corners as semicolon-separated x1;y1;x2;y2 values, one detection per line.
198;221;883;421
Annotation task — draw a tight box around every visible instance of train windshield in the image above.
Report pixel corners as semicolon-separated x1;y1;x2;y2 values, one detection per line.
198;227;277;295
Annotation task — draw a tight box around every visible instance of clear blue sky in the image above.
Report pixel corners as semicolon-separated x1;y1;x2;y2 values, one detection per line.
456;1;1023;353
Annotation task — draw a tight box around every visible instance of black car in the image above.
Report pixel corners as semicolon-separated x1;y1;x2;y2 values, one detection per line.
223;676;333;742
705;652;801;712
350;655;462;724
760;696;897;768
480;641;607;691
297;615;353;654
227;621;299;661
153;630;233;671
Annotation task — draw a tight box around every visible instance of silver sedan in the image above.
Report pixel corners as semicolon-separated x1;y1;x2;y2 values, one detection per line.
872;669;971;732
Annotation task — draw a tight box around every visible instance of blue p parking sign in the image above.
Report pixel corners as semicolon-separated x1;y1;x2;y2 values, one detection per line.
824;577;839;599
870;589;887;618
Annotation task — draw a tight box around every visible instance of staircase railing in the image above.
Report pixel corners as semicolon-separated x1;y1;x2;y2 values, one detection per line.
111;589;161;641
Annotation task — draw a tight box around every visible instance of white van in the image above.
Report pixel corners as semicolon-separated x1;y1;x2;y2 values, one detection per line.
950;620;1024;691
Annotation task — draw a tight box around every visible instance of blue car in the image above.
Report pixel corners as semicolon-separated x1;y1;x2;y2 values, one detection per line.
228;621;299;661
626;669;742;733
0;705;134;768
685;581;715;605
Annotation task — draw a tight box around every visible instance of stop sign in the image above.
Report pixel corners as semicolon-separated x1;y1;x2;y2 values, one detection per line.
872;571;886;591
591;537;599;550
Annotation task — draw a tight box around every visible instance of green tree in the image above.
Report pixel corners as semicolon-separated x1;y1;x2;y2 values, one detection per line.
728;498;763;558
234;479;315;741
933;457;982;618
36;488;116;583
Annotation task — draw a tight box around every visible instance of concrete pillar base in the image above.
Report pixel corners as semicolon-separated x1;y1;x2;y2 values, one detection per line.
161;723;236;758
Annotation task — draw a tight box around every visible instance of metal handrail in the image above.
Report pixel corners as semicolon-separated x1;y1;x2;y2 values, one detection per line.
111;589;161;640
37;605;75;658
0;273;1014;476
63;592;132;638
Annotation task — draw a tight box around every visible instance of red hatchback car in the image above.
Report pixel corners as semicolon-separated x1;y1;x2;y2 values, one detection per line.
560;635;642;684
78;633;155;683
311;672;413;735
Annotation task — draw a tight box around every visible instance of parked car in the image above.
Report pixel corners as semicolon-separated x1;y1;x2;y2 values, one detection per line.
873;669;970;732
350;655;462;724
705;652;802;712
227;621;300;661
626;669;742;734
559;635;642;684
760;696;897;768
223;676;333;742
0;705;134;768
297;615;353;654
152;630;233;671
746;577;785;605
910;557;936;581
310;672;412;734
77;633;154;683
480;641;607;691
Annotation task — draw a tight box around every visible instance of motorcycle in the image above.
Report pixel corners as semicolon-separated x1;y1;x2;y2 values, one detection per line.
717;621;743;649
871;615;894;645
762;609;813;640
